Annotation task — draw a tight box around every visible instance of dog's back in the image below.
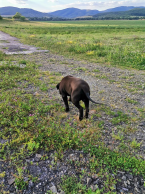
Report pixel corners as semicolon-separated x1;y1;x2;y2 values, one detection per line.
60;75;90;97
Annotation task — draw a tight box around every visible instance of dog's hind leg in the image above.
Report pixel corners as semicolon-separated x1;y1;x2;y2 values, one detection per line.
62;96;69;112
73;101;83;121
84;99;89;118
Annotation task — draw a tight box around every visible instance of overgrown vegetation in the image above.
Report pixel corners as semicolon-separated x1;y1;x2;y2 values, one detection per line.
0;20;145;193
0;19;145;70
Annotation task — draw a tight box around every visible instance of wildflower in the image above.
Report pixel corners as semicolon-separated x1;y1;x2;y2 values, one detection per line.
29;34;36;38
57;42;62;45
86;51;94;55
97;42;103;46
67;40;73;44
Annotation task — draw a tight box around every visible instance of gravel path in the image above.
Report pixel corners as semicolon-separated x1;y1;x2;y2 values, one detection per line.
0;31;145;193
20;52;145;154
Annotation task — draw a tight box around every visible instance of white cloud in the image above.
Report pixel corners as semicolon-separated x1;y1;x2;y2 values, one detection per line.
8;0;28;5
47;0;58;2
55;0;145;11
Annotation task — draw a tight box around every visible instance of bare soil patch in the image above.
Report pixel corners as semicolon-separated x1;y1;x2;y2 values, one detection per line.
0;31;48;54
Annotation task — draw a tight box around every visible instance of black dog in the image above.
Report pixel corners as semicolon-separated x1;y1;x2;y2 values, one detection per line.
56;75;103;121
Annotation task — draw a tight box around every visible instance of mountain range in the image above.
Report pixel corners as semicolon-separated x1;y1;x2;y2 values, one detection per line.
93;8;145;18
0;6;145;19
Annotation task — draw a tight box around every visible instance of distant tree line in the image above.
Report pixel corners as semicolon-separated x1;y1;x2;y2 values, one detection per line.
28;16;145;21
76;16;145;20
28;17;72;21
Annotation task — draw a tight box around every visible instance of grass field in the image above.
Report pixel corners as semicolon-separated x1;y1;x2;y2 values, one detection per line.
0;19;145;193
1;19;145;69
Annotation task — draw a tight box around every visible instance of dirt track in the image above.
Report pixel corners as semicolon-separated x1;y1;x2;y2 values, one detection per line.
0;31;48;54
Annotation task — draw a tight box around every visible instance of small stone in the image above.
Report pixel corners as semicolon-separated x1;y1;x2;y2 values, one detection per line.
33;92;39;96
24;177;29;182
36;154;42;158
93;184;99;191
59;191;65;194
8;178;15;185
139;121;145;126
135;187;140;193
141;146;145;150
59;171;64;177
140;179;144;186
87;178;92;186
118;171;125;175
28;180;34;188
127;174;133;180
26;159;31;163
69;154;75;160
122;176;126;181
92;174;98;180
50;185;57;193
93;179;100;185
90;184;98;192
0;138;8;144
122;188;128;192
124;181;127;187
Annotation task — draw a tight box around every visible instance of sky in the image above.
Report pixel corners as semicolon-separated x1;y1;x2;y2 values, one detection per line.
0;0;145;13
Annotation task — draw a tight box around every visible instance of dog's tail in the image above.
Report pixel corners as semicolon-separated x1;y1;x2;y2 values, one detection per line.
85;92;105;105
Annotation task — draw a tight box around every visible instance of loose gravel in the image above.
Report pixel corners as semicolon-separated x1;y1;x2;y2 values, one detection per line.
0;31;145;193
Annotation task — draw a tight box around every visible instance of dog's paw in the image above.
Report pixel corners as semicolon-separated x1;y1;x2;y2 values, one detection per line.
65;108;69;112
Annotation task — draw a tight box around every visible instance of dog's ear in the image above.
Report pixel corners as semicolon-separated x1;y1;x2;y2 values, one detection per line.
56;83;60;90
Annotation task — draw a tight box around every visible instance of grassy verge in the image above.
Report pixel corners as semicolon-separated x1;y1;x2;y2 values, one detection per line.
1;19;145;70
0;50;145;193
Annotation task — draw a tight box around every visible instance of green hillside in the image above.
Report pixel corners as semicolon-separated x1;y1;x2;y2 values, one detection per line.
93;8;145;19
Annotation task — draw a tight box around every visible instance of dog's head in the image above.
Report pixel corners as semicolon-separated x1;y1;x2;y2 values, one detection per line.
56;83;60;90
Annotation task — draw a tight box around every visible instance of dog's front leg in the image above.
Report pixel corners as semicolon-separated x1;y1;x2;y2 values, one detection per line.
62;96;69;112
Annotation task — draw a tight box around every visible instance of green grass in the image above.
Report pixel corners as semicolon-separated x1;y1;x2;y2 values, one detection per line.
1;19;145;70
0;20;145;193
0;56;145;193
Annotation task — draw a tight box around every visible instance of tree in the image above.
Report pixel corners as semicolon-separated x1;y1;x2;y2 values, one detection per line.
13;12;22;20
13;12;26;21
20;16;26;21
0;15;3;20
